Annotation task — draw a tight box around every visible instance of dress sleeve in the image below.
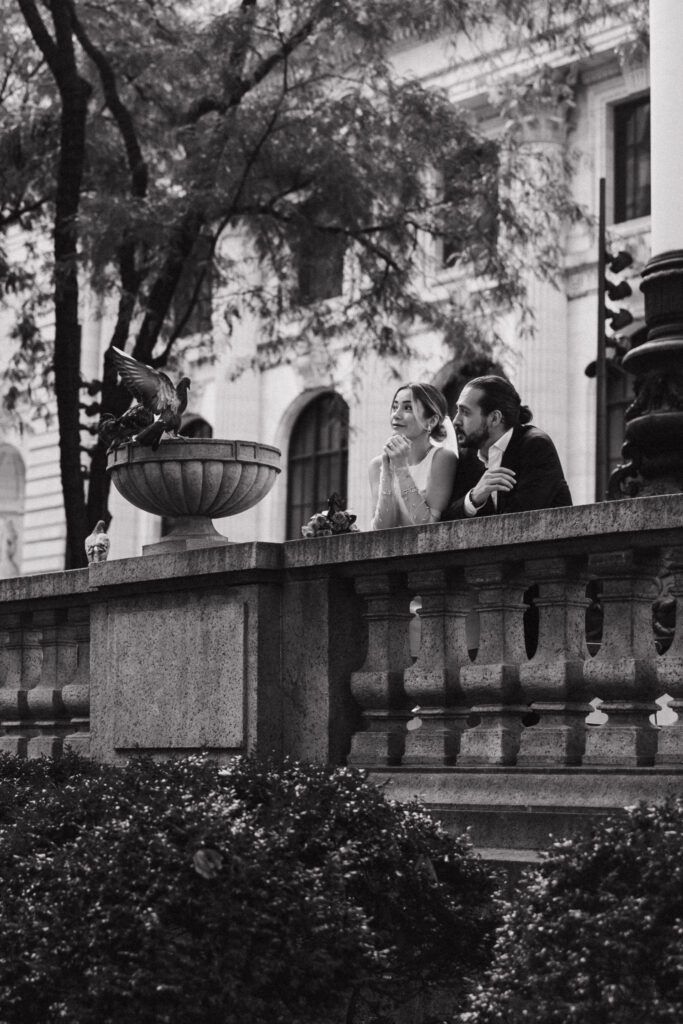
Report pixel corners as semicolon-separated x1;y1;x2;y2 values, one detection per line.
370;462;399;530
393;465;440;525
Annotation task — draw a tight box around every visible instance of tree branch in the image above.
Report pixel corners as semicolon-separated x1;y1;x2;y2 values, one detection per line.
181;0;330;125
66;0;148;197
15;0;60;77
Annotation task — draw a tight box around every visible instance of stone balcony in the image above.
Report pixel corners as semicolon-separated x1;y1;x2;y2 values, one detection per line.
1;495;682;864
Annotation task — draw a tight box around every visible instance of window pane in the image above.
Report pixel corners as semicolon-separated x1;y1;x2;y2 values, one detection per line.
614;96;651;222
441;142;499;269
286;394;349;538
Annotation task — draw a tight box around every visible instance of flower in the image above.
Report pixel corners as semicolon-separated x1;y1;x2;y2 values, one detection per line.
301;493;360;538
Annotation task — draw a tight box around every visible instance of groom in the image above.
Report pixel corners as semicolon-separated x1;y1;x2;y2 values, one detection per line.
443;375;572;519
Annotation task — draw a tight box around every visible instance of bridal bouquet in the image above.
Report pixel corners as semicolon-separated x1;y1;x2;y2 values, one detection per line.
301;493;359;537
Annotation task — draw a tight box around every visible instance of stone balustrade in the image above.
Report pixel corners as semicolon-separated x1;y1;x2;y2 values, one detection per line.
0;569;91;758
1;496;682;860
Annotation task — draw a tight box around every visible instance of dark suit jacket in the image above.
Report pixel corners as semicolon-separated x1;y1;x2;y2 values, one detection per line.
443;424;572;519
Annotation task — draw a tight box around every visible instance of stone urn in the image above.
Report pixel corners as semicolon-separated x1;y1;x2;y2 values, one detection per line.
107;438;281;554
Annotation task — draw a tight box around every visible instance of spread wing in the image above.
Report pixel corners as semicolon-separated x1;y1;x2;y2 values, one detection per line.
110;347;177;415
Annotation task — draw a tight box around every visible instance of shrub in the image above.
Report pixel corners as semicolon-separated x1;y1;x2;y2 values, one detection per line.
460;799;683;1024
0;753;497;1024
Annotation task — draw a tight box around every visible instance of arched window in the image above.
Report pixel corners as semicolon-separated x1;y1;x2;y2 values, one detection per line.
439;357;505;419
286;393;349;539
179;414;213;439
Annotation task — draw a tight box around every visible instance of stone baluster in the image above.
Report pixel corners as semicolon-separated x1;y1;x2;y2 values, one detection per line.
654;546;683;764
0;686;28;756
62;604;91;757
583;549;660;766
0;611;42;756
0;612;21;688
0;604;90;759
458;561;529;766
35;606;79;689
402;568;472;765
25;689;68;758
0;611;41;690
0;614;18;750
67;604;90;688
348;573;412;766
25;606;81;759
517;556;591;765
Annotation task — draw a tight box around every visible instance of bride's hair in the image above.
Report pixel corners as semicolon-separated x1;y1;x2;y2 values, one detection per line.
392;382;449;440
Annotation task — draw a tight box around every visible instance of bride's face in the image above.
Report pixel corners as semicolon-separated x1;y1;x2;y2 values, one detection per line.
390;387;430;440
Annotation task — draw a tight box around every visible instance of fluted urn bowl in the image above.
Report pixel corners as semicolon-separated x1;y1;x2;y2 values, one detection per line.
107;438;281;554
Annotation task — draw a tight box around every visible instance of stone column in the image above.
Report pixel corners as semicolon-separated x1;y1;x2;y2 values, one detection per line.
513;105;570;456
649;0;683;255
617;1;683;495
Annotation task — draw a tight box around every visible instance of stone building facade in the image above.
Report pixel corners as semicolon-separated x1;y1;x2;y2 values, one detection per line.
0;10;650;570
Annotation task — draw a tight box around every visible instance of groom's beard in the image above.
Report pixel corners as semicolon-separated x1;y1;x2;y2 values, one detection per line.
456;425;490;450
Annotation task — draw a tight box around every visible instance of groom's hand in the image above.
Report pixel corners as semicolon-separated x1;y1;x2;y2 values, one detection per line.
470;467;516;508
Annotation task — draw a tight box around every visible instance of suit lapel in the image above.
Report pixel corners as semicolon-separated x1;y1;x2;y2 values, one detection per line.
497;427;522;514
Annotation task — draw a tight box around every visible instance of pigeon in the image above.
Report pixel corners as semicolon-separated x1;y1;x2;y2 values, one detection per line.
97;404;155;450
110;346;191;451
85;520;110;563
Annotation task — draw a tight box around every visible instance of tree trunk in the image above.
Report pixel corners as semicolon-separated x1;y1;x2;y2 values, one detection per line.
17;0;93;568
86;348;133;531
53;76;92;568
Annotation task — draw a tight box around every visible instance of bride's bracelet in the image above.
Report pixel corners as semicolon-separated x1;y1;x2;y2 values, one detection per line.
396;467;435;524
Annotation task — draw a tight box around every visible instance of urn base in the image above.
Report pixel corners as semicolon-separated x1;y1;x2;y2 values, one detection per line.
142;515;230;556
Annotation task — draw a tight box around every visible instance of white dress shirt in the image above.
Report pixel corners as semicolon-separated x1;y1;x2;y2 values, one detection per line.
463;427;514;516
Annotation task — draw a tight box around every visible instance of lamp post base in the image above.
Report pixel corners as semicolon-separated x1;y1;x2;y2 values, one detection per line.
610;250;683;498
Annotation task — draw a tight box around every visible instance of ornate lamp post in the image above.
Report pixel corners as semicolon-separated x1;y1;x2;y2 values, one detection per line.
617;0;683;496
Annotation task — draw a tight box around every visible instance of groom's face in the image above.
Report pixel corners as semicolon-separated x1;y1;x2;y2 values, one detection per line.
453;385;491;449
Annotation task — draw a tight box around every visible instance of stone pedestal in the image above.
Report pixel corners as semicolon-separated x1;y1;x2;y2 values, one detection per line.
88;546;283;762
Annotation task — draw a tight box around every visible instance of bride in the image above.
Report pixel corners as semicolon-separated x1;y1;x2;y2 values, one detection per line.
369;382;458;529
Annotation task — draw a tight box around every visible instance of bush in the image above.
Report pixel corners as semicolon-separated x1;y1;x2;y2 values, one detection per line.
461;799;683;1024
0;753;497;1024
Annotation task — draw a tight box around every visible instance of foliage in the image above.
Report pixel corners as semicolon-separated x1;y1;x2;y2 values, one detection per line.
459;799;683;1024
0;0;649;567
0;752;498;1024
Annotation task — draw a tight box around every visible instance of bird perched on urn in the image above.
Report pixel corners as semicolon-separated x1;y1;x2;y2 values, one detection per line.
98;404;155;450
110;346;191;451
85;520;110;563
